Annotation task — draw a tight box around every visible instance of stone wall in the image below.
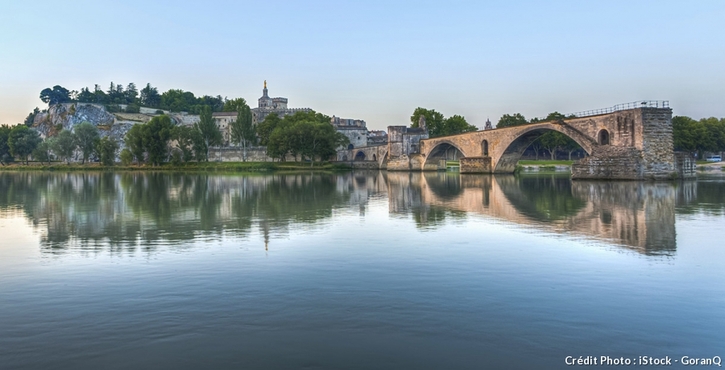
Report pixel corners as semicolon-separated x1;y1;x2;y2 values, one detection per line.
571;146;644;180
460;157;492;173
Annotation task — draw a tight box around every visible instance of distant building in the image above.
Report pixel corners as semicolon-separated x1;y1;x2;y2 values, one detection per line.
331;116;368;149
252;81;311;124
212;112;236;146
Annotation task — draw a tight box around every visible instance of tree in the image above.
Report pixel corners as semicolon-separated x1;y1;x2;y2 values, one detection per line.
125;124;146;164
223;98;248;112
24;107;41;126
77;87;95;103
195;106;222;161
143;115;174;166
39;85;71;105
140;83;161;107
96;136;119;166
266;122;294;161
256;113;281;146
231;100;255;161
32;140;52;164
8;125;41;164
125;83;138;104
410;107;445;137
538;131;569;160
496;113;528;128
0;125;13;165
442;114;477;136
74;122;100;164
120;148;133;166
172;125;201;163
51;129;77;163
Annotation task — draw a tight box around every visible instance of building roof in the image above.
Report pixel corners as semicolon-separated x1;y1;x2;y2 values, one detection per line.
212;112;237;116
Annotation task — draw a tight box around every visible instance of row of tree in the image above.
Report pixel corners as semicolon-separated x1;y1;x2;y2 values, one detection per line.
672;116;725;157
37;82;248;116
0;123;117;166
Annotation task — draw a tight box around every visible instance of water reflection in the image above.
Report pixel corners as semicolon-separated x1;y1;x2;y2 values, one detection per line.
0;171;717;256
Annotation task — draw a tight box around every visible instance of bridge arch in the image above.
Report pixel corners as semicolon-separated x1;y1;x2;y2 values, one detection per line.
354;151;366;161
494;124;593;173
424;141;466;168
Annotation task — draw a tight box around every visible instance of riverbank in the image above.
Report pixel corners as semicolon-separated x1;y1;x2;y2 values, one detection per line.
517;160;574;172
0;161;352;172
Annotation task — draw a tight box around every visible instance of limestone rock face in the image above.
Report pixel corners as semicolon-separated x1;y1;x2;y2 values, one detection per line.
33;103;117;137
32;103;154;161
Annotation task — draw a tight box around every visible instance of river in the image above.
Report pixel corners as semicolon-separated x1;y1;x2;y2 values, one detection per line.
0;171;723;369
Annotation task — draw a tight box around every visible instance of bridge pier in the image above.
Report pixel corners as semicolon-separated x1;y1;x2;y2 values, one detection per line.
460;157;493;173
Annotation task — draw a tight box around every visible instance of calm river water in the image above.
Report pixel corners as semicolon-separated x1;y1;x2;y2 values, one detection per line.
0;171;723;369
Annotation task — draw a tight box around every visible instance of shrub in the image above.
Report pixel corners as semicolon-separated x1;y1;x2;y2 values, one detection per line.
105;104;121;113
125;103;141;113
155;110;164;115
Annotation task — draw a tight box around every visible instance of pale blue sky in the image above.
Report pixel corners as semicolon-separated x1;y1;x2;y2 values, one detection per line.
1;0;723;130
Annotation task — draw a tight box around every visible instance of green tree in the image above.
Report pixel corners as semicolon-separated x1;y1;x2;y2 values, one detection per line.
223;98;248;112
231;100;256;161
140;83;161;107
143;115;174;166
32;140;52;164
8;125;41;164
39;85;71;105
195;106;222;161
96;136;119;166
442;114;477;136
256;113;281;146
172;125;201;163
24;107;41;126
125;82;138;104
0;125;12;165
673;116;698;152
74;122;100;164
496;113;528;128
120;148;133;166
51;129;77;163
266;122;294;161
125;124;146;164
410;107;445;137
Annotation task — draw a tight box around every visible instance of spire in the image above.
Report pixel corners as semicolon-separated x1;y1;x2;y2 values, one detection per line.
262;80;269;98
264;80;267;89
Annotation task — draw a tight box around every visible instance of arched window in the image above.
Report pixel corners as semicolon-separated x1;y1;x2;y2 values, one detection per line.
482;140;489;156
373;154;377;161
598;130;610;145
348;143;354;150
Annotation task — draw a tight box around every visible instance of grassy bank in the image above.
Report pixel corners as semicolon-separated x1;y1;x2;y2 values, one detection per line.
0;161;353;173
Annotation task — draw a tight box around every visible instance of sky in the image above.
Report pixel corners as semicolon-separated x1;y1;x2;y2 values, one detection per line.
1;0;724;130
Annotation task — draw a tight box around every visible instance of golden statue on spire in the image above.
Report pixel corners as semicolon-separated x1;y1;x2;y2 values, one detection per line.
264;80;267;89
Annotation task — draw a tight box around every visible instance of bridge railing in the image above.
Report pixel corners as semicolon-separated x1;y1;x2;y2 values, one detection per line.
529;101;670;122
569;100;670;118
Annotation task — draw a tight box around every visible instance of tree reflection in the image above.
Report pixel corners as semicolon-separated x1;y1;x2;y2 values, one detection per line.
0;172;352;253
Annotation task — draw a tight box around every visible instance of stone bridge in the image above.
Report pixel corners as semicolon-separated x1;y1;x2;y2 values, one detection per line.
340;103;696;180
414;106;695;180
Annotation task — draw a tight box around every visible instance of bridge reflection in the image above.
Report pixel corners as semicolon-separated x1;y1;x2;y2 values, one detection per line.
384;172;697;256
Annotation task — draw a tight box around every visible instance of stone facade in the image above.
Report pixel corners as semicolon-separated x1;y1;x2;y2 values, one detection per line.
212;112;236;146
460;157;492;173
